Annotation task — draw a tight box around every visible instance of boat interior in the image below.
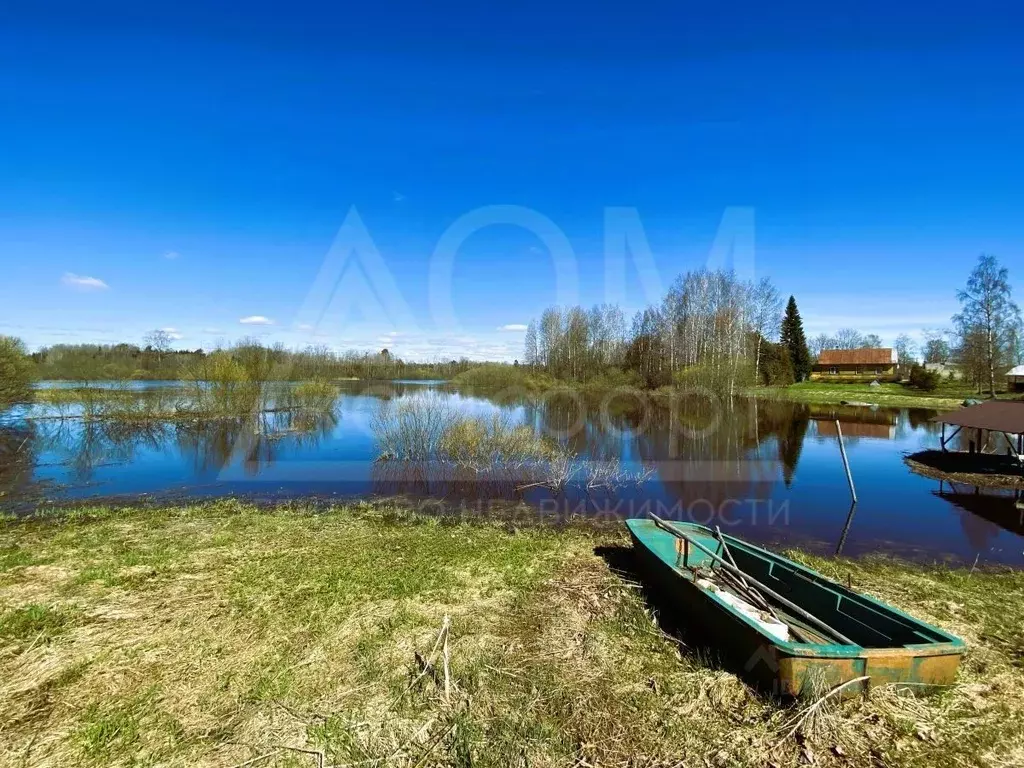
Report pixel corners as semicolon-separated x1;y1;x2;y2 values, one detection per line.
658;522;954;649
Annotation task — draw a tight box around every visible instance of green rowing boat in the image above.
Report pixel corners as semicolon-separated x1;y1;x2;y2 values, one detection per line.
626;516;965;696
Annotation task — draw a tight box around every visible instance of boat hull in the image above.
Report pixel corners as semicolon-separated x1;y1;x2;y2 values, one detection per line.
626;519;964;696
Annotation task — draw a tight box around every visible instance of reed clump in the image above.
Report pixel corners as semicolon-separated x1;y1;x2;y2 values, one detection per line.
372;395;557;466
371;395;650;493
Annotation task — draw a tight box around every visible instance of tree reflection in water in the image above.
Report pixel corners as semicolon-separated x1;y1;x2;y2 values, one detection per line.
24;410;338;482
0;422;42;504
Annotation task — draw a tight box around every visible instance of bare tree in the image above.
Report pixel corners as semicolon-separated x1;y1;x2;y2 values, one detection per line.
957;326;990;394
832;328;865;349
523;321;538;367
954;254;1021;396
144;329;172;354
893;334;917;378
922;330;952;364
809;333;833;361
750;277;783;383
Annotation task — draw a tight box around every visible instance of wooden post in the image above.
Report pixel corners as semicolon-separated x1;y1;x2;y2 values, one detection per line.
836;420;857;504
941;422;946;452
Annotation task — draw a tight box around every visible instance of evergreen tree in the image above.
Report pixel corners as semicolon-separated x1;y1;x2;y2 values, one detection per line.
779;296;812;381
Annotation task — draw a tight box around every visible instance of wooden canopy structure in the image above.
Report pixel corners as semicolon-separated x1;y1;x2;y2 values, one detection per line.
931;401;1024;464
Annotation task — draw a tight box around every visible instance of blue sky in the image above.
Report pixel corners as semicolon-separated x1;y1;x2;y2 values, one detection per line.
2;1;1022;360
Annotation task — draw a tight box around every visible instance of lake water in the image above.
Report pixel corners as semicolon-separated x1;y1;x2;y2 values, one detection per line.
3;381;1022;567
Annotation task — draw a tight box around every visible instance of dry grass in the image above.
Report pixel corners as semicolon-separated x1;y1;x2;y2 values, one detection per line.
1;501;1022;767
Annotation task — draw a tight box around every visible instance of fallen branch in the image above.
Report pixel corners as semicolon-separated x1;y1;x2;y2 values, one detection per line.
410;721;457;768
774;675;871;746
400;614;453;702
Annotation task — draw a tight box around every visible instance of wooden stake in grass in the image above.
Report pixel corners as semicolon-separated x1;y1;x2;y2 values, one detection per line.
403;614;454;704
441;613;452;705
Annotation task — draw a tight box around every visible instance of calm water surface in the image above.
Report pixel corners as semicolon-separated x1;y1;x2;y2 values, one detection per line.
3;381;1022;567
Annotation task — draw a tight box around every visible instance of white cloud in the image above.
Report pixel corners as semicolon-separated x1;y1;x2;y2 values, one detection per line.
392;191;405;202
163;250;180;260
160;327;184;340
61;273;109;291
497;323;528;332
239;315;274;325
296;323;315;331
202;327;223;335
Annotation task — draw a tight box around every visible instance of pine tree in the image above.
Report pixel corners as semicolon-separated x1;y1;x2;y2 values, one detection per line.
780;296;812;381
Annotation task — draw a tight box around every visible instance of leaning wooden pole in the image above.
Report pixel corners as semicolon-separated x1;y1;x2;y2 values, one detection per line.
649;514;856;645
836;420;857;504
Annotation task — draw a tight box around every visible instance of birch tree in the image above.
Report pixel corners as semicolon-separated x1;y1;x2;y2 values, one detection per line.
954;254;1021;396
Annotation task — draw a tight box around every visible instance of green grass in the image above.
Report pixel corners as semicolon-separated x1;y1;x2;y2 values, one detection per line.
0;603;79;645
748;380;1022;409
1;501;1022;767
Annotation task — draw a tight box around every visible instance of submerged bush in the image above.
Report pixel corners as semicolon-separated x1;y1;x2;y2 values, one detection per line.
291;379;340;413
438;413;558;468
372;394;458;461
182;353;262;415
373;395;557;466
371;394;651;494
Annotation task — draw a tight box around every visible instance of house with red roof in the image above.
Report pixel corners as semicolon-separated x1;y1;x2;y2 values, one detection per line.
810;348;898;381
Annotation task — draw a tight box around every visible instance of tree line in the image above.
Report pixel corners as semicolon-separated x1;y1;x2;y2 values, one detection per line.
28;341;472;383
521;269;801;394
3;255;1020;410
519;254;1023;396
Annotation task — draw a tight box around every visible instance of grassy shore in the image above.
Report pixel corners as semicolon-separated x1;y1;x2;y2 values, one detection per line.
2;502;1022;767
746;381;1019;410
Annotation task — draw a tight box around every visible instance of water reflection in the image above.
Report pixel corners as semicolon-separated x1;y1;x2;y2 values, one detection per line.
176;411;338;476
933;481;1024;550
26;411;336;483
834;502;859;555
2;381;1024;566
0;422;43;504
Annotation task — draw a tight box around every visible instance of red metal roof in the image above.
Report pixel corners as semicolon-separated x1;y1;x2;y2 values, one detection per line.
931;400;1024;434
817;348;895;365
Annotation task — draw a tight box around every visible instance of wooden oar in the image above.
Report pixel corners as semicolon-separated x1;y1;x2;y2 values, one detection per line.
649;514;855;646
